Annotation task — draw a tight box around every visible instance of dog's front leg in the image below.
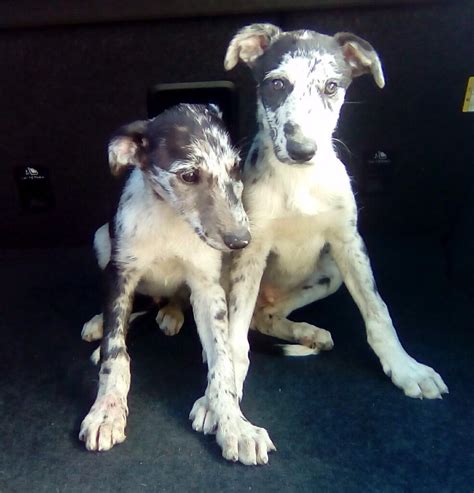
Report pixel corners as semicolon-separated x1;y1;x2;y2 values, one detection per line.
228;242;270;400
329;230;448;399
187;270;275;465
79;261;140;450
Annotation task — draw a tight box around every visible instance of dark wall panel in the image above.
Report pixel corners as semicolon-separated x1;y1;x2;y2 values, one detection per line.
0;15;276;248
0;3;472;253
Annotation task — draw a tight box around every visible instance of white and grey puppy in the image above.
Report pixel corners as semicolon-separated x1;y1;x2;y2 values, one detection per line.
189;25;448;462
79;104;274;465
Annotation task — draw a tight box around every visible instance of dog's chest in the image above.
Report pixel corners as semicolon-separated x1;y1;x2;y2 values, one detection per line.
265;215;326;281
247;158;352;229
138;257;187;297
248;154;354;286
117;197;218;275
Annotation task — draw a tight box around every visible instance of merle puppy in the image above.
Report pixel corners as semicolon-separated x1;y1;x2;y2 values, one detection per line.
190;24;448;463
79;104;274;464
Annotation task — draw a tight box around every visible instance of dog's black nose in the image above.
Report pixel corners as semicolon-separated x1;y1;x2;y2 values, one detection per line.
287;139;317;162
223;229;251;250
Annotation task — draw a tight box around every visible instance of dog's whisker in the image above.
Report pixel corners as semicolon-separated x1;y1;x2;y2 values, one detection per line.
332;137;352;157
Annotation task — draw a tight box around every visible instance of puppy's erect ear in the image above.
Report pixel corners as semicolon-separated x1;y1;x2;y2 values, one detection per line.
224;23;281;71
108;120;149;176
334;32;385;88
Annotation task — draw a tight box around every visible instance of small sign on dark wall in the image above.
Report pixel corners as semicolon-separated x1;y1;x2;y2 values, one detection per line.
14;165;55;212
361;150;395;195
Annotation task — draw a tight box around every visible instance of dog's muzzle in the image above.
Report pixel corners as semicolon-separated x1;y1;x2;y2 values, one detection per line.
283;122;317;163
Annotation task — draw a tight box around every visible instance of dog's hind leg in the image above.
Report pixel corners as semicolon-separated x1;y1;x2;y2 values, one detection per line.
252;248;342;354
252;311;334;356
267;246;342;317
82;313;104;342
155;289;189;336
156;302;184;336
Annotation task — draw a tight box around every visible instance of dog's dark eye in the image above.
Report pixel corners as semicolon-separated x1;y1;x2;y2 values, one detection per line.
179;170;200;184
271;79;285;91
324;81;338;95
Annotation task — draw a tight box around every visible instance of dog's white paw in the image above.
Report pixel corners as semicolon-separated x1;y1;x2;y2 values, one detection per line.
82;314;104;342
381;354;448;399
189;396;218;434
156;304;184;336
293;322;334;351
79;394;128;451
189;396;275;465
217;414;276;465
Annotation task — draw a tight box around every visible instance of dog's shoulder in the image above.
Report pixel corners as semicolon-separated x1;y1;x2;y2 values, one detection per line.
113;170;175;250
114;170;160;236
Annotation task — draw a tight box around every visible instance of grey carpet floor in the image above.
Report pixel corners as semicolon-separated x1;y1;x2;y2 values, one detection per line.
0;234;472;492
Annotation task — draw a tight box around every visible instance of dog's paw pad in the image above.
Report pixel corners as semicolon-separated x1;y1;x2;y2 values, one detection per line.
156;304;184;336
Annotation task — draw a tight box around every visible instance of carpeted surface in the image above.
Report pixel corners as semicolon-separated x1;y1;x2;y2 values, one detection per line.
0;235;472;492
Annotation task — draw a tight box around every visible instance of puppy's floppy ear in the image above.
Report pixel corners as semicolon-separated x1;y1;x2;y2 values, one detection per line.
108;120;149;176
224;23;281;71
334;32;385;88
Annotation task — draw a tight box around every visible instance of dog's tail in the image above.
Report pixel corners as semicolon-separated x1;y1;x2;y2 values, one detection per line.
249;331;320;357
278;344;320;357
